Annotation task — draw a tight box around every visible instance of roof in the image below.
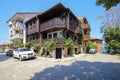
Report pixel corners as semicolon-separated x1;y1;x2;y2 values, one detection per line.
0;43;8;46
83;36;102;41
77;16;85;23
25;3;79;23
77;16;90;30
7;12;41;23
90;36;102;41
40;3;66;16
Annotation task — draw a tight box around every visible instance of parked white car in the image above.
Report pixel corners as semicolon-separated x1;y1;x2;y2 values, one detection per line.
13;48;36;61
89;49;96;54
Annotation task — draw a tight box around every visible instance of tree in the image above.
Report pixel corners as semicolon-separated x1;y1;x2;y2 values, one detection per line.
34;45;41;53
7;43;14;48
88;41;96;49
43;39;57;57
25;42;32;49
104;27;120;53
97;7;120;32
87;41;96;52
64;38;75;56
97;7;120;53
13;40;23;48
96;0;120;10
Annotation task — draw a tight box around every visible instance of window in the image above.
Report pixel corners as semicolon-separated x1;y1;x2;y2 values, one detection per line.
36;34;40;39
29;23;32;29
16;20;19;23
15;30;19;34
33;35;35;40
30;36;33;40
19;48;28;52
53;33;57;38
66;33;70;38
33;20;36;24
26;24;28;27
15;49;18;52
30;23;32;26
20;20;23;23
74;36;77;40
48;34;52;39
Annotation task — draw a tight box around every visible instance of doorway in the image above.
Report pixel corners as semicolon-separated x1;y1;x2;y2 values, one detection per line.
56;48;62;59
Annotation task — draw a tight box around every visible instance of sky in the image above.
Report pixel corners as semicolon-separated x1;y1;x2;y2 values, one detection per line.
0;0;105;44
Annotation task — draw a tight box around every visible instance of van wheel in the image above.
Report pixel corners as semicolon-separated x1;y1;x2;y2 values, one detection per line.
19;56;23;61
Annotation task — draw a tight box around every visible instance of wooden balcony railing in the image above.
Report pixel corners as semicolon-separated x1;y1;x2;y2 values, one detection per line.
81;24;90;30
40;17;66;31
41;38;64;44
27;25;37;34
27;39;40;45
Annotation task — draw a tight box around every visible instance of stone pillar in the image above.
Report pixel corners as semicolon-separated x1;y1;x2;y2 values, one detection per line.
63;47;67;58
23;25;26;45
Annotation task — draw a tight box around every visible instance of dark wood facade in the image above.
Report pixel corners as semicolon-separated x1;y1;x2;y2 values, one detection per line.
25;3;82;46
40;17;66;32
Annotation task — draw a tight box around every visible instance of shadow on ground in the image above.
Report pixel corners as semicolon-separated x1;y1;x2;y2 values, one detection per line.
0;53;12;62
31;61;120;80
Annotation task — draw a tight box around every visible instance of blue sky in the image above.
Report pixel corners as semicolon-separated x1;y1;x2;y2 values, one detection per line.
0;0;105;44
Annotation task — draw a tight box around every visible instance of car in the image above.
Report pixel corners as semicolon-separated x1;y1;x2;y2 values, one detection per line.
6;49;14;56
0;48;5;53
89;49;96;54
13;48;36;61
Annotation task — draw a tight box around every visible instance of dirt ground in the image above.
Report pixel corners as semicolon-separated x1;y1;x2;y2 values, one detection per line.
0;53;120;80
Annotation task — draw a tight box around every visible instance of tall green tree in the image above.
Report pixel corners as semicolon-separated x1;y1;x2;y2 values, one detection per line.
87;41;96;53
96;0;120;10
97;7;120;53
88;41;96;49
104;27;120;53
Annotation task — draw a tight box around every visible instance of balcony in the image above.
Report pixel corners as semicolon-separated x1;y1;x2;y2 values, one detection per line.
11;23;24;30
40;17;66;32
81;24;90;30
83;35;90;41
27;25;37;34
28;39;40;46
10;34;23;40
41;38;64;44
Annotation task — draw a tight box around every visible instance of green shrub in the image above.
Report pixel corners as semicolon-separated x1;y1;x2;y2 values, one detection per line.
43;39;57;54
64;38;75;56
34;45;41;53
25;42;32;49
13;40;23;48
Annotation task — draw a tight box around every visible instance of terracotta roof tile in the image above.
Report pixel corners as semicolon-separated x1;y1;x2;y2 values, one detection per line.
83;36;102;41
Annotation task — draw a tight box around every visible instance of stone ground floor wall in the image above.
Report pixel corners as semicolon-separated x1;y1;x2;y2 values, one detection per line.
38;46;81;59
